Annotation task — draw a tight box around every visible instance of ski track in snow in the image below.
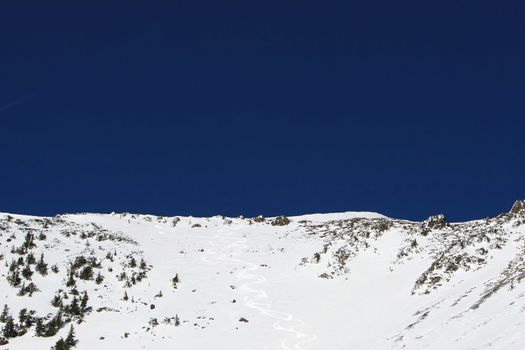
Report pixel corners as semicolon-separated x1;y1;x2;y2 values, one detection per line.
203;228;318;350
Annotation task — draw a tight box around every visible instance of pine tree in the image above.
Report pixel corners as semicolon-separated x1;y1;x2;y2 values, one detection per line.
65;324;77;347
23;232;35;250
175;314;180;327
71;256;87;271
78;266;93;280
80;291;89;310
18;309;27;324
0;305;9;323
2;317;17;338
140;258;147;270
36;253;48;276
67;297;81;317
35;318;45;337
123;291;129;301
7;270;21;287
8;259;17;272
26;252;36;265
21;262;33;280
52;338;68;350
66;270;76;287
45;311;63;337
18;282;39;297
18;308;33;327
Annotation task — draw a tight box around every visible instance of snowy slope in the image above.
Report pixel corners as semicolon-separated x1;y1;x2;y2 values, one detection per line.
1;202;525;349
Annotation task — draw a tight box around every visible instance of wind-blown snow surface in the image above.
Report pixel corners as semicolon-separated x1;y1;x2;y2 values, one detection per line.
1;203;525;349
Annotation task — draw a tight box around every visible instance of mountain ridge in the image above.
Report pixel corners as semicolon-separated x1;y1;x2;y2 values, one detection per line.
0;200;524;349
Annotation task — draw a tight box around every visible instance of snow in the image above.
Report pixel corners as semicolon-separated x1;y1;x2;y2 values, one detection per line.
290;211;387;223
1;210;525;349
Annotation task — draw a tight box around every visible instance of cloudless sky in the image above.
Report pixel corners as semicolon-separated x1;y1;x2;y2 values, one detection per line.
1;1;524;221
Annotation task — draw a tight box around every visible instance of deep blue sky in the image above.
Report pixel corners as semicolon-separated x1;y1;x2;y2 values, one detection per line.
1;2;524;221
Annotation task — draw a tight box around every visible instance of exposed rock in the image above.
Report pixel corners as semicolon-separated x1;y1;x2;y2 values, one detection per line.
422;214;448;230
252;215;265;223
271;216;290;226
510;200;525;214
